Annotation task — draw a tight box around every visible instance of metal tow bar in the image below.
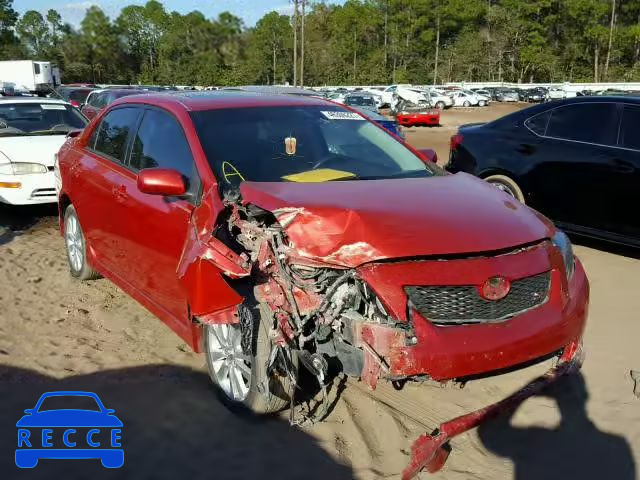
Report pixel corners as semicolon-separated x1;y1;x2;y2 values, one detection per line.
403;343;583;479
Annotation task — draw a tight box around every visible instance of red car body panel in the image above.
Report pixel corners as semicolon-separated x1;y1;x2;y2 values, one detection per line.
397;110;440;127
58;91;588;382
240;175;553;268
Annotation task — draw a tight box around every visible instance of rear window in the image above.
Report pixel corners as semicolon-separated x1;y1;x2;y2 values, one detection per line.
68;89;92;103
546;103;619;145
620;105;640;150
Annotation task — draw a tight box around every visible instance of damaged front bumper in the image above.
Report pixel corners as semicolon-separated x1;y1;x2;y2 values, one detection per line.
403;340;585;479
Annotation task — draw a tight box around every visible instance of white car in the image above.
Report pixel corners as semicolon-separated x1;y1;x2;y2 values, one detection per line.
450;90;489;107
379;84;413;108
425;89;454;109
548;87;568;100
0;98;88;205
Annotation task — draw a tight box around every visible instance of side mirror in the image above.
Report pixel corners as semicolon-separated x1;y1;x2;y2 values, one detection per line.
137;168;186;196
417;148;438;164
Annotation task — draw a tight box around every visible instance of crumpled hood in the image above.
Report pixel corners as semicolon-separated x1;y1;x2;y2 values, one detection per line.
0;135;67;167
240;173;554;268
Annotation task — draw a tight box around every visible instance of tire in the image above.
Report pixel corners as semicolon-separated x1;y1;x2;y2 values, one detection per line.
204;300;294;414
463;100;471;107
484;174;526;203
479;100;486;107
64;205;100;280
436;101;445;110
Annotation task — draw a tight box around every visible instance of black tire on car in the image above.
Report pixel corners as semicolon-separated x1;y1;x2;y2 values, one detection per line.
436;101;445;110
204;300;294;414
484;174;526;203
63;205;100;280
463;100;471;107
479;100;486;107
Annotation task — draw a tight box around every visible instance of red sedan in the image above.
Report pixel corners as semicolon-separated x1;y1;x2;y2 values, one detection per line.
56;91;588;477
396;108;440;126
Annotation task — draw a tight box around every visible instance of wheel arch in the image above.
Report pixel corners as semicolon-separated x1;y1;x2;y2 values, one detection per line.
58;193;72;235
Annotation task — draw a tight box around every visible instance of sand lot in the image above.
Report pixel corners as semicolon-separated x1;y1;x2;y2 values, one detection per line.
1;103;638;479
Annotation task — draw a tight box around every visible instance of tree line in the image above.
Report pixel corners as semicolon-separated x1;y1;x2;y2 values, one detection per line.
1;0;639;86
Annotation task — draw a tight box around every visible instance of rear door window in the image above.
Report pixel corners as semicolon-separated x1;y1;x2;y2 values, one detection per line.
619;105;640;150
92;107;141;164
129;108;199;195
525;111;551;136
546;103;619;145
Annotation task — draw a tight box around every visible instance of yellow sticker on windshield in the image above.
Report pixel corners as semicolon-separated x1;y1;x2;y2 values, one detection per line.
282;168;356;183
221;161;246;184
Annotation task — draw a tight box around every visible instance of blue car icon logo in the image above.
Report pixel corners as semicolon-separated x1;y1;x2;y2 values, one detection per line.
15;391;123;468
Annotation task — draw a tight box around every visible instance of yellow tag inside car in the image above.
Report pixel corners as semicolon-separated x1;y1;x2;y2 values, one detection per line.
282;168;356;183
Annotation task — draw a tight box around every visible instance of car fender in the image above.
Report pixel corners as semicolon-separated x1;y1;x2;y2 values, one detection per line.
176;187;250;323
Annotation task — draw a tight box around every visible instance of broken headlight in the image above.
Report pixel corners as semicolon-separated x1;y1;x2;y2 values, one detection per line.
551;230;575;280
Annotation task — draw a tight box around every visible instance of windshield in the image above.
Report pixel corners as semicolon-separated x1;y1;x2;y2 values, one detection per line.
0;102;88;135
345;96;375;107
37;395;101;412
192;105;437;193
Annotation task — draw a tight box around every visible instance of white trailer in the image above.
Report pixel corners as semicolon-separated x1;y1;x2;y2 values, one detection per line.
0;60;59;95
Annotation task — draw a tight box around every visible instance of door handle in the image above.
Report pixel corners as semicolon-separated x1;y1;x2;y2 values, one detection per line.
112;185;128;203
611;159;635;174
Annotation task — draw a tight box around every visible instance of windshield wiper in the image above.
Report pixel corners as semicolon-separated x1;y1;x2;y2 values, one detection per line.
355;169;431;180
27;130;70;136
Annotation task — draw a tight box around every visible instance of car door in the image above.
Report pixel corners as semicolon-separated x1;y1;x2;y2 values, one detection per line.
119;106;201;326
72;106;142;275
525;102;621;231
611;104;640;240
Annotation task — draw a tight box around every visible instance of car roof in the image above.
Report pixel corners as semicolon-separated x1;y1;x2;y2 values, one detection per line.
0;97;69;105
350;106;389;121
115;90;332;112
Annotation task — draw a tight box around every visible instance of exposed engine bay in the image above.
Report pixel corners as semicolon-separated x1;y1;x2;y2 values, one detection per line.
217;193;414;412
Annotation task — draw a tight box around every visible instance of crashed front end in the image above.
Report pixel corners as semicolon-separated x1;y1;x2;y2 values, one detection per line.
195;176;588;477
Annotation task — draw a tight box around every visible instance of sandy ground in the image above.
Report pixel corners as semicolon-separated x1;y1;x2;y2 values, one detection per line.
1;103;639;480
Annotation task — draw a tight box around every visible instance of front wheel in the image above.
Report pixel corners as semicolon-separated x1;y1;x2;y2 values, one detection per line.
484;174;526;203
463;100;471;107
478;100;486;107
204;302;294;414
436;101;445;110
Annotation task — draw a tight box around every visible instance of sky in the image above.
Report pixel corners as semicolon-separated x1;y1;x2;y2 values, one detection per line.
14;0;345;27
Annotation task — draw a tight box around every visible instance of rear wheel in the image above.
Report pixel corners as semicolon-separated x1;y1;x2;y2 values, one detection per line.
436;101;445;110
463;100;471;107
479;100;486;107
205;302;294;414
64;205;100;280
484;174;525;203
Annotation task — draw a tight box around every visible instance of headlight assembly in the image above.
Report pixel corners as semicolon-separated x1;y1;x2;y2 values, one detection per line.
551;230;575;279
0;162;48;175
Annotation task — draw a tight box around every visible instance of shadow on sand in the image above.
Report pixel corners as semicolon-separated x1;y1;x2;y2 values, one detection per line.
0;365;353;479
0;203;58;245
478;372;636;479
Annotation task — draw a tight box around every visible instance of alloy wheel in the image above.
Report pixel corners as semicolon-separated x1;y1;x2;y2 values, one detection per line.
65;214;83;272
206;323;252;401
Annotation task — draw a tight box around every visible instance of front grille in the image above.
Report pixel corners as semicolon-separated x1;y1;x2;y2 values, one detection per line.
406;271;551;325
30;188;56;198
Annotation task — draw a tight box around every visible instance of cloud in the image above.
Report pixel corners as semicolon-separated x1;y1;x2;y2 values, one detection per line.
62;1;97;10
